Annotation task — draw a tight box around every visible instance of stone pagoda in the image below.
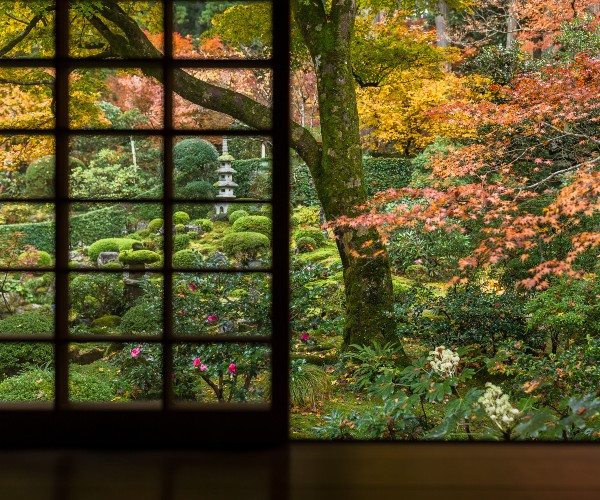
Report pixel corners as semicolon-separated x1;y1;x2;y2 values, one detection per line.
214;137;238;215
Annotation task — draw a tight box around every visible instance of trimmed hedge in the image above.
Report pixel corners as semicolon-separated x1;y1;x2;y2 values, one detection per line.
191;218;214;232
0;221;54;253
0;310;54;335
148;218;163;232
174;233;191;252
231;215;272;238
70;273;124;318
295;236;318;253
0;369;54;401
88;238;139;263
120;301;162;335
173;249;201;268
176;180;215;200
118;250;161;265
173;211;190;225
70;205;129;246
222;231;270;260
293;227;326;247
228;210;249;224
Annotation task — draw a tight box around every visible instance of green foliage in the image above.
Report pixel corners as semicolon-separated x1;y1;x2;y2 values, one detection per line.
88;238;139;263
221;231;270;263
69;364;116;402
228;159;272;198
176;180;215;200
118;249;161;265
173;138;218;182
25;155;85;198
91;315;121;328
291;206;321;227
0;368;54;401
173;233;191;252
0;341;54;378
148;218;163;232
0;310;54;335
70;205;128;246
173;249;201;269
120;303;162;335
293;227;326;247
231;215;272;238
0;221;54;253
70;273;124;318
116;343;162;399
19;249;53;267
191;218;214;232
555;16;600;60
357;393;423;440
290;359;331;407
295;236;317;253
172;211;190;225
174;223;186;233
102;261;123;270
228;210;249;225
461;43;537;86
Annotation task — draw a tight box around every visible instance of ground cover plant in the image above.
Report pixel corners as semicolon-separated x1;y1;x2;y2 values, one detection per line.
0;1;598;438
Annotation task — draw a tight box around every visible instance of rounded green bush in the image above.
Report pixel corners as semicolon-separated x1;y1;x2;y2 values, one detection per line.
295;236;317;253
120;302;162;335
222;231;270;261
18;249;53;267
191;218;214;232
187;231;199;240
25;155;84;198
174;233;191;252
228;210;249;225
173;249;201;268
177;180;215;199
134;229;151;239
0;369;54;401
175;223;186;233
231;216;272;239
70;273;124;318
405;264;428;278
293;227;326;247
173;138;219;175
91;315;121;328
0;310;54;335
148;218;163;233
118;250;161;266
102;261;123;270
88;238;139;263
173;211;190;225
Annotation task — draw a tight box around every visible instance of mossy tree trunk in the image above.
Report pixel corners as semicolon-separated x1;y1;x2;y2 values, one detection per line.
91;1;408;359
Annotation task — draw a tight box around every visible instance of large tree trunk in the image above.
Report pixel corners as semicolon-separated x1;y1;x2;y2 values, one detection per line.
506;0;517;49
94;1;407;357
435;1;451;71
291;0;406;357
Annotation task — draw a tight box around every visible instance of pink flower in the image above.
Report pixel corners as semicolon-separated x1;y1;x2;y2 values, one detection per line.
301;333;310;342
189;282;197;291
200;364;207;372
193;357;201;367
131;347;141;358
178;310;185;315
228;363;237;375
206;315;218;323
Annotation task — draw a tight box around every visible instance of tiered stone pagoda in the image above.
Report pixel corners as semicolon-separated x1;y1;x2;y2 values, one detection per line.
214;137;238;215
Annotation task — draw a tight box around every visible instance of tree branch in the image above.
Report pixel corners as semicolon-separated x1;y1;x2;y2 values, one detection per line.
0;7;54;57
0;78;54;86
524;155;600;190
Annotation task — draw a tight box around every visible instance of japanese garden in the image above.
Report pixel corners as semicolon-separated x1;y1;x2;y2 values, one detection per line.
0;0;598;440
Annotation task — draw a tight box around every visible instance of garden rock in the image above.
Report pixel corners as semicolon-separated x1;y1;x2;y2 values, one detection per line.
69;345;105;365
97;252;120;268
136;221;148;231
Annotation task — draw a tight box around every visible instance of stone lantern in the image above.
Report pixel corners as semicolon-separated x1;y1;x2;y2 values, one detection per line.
214;137;238;215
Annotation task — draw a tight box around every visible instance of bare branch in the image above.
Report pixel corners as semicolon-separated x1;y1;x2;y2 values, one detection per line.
0;6;55;57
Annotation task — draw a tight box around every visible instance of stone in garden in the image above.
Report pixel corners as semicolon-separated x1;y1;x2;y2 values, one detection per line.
136;221;148;231
69;250;86;262
185;224;204;234
97;251;120;268
132;242;144;250
218;320;236;335
69;345;105;365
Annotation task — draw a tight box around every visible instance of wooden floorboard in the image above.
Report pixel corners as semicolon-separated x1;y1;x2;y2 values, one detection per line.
0;443;597;499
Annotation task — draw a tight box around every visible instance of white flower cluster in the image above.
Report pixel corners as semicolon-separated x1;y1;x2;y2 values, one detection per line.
428;346;460;378
478;383;520;431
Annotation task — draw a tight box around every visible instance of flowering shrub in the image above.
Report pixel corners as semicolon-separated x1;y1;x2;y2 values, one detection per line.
117;343;162;399
428;346;460;379
478;383;520;434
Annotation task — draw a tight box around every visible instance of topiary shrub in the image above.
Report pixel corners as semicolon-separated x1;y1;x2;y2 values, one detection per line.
148;218;163;233
0;368;54;401
173;211;190;225
173;249;201;268
134;229;151;239
295;236;317;253
228;210;249;225
120;302;162;335
88;238;139;263
221;231;270;263
91;315;121;328
70;273;124;318
0;221;54;253
173;138;219;178
293;227;326;247
176;180;215;199
191;218;214;232
0;310;54;335
187;231;199;240
70;205;128;246
173;233;191;252
102;261;123;270
231;215;272;239
405;264;428;279
25;155;84;198
175;223;186;233
118;250;161;266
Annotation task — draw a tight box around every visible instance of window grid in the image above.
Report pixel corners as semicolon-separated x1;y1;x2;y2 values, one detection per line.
0;0;290;447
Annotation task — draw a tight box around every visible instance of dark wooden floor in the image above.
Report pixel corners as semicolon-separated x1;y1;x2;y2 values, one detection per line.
0;443;598;499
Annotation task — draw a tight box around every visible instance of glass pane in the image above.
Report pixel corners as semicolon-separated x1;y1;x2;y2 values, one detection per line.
174;135;272;200
173;272;271;336
0;202;55;264
69;135;163;200
173;1;272;59
69;1;164;58
0;135;55;200
69;272;162;337
69;68;164;130
0;68;54;129
69;342;162;402
0;342;54;401
0;1;55;59
173;68;271;129
69;202;163;269
173;343;270;404
172;202;271;269
0;273;54;336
